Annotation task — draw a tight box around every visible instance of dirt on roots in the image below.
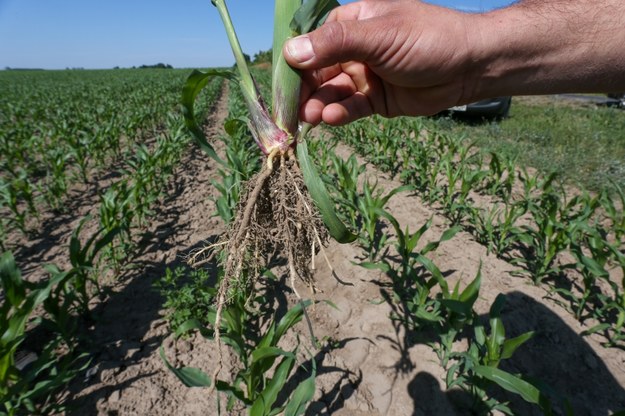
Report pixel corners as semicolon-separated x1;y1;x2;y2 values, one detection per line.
191;151;329;387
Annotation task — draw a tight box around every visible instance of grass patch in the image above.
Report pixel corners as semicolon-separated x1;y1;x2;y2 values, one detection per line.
423;96;625;192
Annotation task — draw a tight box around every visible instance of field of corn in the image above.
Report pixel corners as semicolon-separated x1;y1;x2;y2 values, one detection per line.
3;2;625;412
2;64;625;415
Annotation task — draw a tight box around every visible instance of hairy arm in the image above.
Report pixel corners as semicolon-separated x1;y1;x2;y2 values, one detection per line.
468;0;625;101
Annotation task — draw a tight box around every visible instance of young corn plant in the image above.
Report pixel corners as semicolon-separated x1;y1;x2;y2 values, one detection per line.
446;295;553;415
161;296;316;415
182;0;355;387
354;179;413;261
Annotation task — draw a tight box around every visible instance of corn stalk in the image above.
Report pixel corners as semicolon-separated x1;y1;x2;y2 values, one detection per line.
181;0;354;243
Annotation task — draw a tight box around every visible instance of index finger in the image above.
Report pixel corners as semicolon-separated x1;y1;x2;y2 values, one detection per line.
325;1;364;23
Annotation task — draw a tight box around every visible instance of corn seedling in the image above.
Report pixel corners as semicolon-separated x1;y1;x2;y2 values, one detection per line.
468;201;527;256
360;211;461;328
483;152;517;200
0;252;88;416
161;294;317;415
356;180;413;261
326;153;365;230
445;294;553;415
600;182;625;241
182;0;355;388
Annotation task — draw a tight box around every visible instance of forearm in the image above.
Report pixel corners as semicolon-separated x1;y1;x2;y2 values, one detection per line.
465;0;625;101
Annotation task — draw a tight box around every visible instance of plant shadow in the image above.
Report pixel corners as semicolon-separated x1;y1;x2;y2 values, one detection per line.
400;290;625;415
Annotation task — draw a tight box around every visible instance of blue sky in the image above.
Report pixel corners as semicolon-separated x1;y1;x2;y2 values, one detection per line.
0;0;514;70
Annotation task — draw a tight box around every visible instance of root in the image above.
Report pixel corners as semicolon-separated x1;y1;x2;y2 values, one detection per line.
187;241;227;267
286;167;350;287
203;150;328;394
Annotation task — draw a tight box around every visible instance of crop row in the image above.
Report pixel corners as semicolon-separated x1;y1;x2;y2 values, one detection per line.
0;69;200;247
330;115;625;348
0;71;222;414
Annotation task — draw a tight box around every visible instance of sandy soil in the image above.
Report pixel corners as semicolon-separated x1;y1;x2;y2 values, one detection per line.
12;89;625;415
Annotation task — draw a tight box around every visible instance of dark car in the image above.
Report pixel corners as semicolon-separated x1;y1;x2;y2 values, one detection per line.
449;96;512;119
607;93;625;108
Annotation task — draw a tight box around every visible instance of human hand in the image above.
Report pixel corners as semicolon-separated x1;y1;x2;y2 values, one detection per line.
283;0;480;126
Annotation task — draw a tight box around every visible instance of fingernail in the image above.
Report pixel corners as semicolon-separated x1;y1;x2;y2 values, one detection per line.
286;36;314;63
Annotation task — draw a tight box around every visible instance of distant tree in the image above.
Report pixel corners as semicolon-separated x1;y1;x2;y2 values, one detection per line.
139;63;173;69
243;53;252;64
253;49;272;64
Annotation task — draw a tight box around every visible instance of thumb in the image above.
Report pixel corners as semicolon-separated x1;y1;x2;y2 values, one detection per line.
283;20;375;69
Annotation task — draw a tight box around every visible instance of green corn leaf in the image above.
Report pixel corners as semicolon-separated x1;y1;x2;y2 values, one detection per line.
275;299;312;342
284;362;316;416
0;251;26;307
489;293;507;318
414;307;443;323
159;346;212;388
224;117;248;137
357;261;391;273
91;227;121;261
474;365;545;407
474;324;486;346
251;347;295;364
487;316;505;362
69;218;85;267
416;254;449;294
297;141;357;243
422;225;461;255
459;263;481;306
258;323;278;350
250;355;296;416
581;323;610;336
501;331;535;360
291;0;339;35
440;299;473;317
181;69;236;165
579;253;610;278
379;184;414;207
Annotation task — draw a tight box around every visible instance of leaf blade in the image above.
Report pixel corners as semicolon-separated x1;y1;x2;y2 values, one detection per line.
297;141;356;243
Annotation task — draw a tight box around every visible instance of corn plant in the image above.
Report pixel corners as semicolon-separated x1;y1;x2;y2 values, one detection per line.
446;295;552;415
511;191;574;284
211;116;262;223
42;147;71;212
324;153;365;231
467;201;527;256
0;171;38;235
162;295;316;415
360;210;461;329
355;180;413;261
483;152;517;200
69;217;120;311
0;252;87;416
98;182;135;268
180;0;356;389
600;182;625;242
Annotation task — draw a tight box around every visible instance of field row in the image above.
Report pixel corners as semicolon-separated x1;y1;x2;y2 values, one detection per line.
0;69;221;414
